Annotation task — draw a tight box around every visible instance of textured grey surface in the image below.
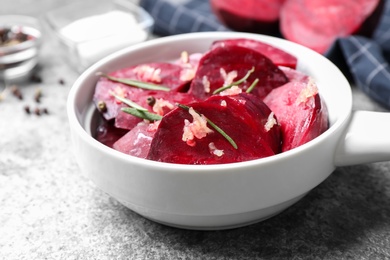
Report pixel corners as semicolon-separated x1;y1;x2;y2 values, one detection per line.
1;1;390;259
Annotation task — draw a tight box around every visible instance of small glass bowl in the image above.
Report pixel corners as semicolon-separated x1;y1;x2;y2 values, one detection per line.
44;0;154;72
0;15;42;80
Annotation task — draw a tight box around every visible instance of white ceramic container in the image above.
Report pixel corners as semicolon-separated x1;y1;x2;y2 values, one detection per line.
67;32;390;230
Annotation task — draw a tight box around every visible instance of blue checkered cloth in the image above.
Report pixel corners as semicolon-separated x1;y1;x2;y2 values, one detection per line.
140;0;390;109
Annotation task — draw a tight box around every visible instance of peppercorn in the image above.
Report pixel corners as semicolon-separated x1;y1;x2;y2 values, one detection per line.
24;105;31;114
34;88;42;103
34;107;41;116
97;101;107;112
146;96;156;106
10;85;23;100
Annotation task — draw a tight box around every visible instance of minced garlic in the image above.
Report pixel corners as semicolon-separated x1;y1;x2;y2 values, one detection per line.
133;65;162;83
209;142;224;157
152;98;175;115
182;107;214;146
220;85;242;96
202;76;211;93
181;51;189;64
180;68;196;81
220;68;238;87
264;112;277;132
110;87;126;104
296;77;318;104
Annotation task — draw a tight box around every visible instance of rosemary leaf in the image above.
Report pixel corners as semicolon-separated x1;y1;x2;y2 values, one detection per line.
121;107;163;121
177;104;238;149
96;72;170;92
213;66;255;94
109;91;147;111
246;78;259;93
206;119;238;149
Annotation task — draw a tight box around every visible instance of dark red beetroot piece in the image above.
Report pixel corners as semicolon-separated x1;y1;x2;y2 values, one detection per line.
211;38;297;69
263;69;328;152
147;93;281;164
210;0;286;35
189;44;288;100
280;0;384;54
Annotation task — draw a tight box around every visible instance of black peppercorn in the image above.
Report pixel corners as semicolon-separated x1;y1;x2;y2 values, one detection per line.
146;96;156;106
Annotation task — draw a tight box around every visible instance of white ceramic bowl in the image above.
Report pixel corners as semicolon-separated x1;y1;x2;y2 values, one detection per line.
67;32;390;230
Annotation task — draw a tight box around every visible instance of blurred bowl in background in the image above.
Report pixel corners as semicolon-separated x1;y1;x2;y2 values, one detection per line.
0;15;42;80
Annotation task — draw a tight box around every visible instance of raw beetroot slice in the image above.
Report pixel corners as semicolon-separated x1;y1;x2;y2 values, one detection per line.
147;93;281;164
263;69;328;152
210;0;286;34
211;38;297;69
188;45;288;100
280;0;384;54
93;62;193;121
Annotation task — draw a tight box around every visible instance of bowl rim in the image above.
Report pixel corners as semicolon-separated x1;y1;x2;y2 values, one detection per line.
67;31;353;171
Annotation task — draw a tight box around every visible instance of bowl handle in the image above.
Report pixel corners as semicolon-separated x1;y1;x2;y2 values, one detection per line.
334;110;390;166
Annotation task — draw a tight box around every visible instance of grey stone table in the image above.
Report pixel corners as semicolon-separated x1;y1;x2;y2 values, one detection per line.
1;0;390;259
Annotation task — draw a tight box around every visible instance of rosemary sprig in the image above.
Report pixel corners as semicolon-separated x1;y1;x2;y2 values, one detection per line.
177;104;238;149
246;78;259;94
121;107;163;121
213;67;255;94
109;91;147;111
96;72;170;92
110;90;162;121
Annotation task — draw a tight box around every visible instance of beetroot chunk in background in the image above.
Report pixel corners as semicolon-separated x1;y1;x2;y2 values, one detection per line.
280;0;384;54
189;45;288;100
211;38;297;69
147;93;281;165
263;68;328;152
210;0;286;35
